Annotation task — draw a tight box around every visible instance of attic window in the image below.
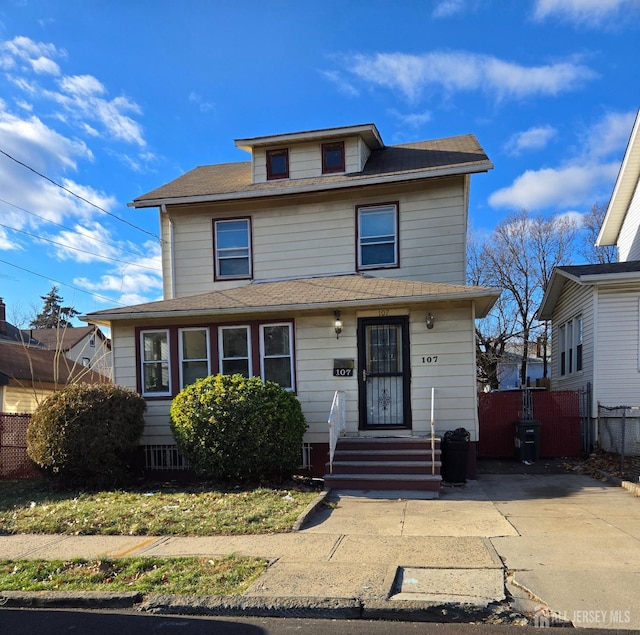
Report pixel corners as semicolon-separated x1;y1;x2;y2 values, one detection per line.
322;141;345;174
266;148;289;180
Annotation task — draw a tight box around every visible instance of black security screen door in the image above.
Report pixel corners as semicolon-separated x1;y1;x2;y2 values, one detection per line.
358;316;411;429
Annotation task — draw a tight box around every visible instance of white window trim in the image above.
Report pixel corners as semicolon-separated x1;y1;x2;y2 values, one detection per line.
140;329;172;397
357;203;398;270
259;322;295;391
558;316;582;377
178;327;211;389
214;218;252;280
218;325;253;377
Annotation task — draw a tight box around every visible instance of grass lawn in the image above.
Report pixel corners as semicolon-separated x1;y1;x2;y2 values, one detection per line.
0;555;268;595
0;479;320;596
0;479;320;536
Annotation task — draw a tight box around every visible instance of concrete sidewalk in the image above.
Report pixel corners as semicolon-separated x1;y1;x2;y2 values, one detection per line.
1;472;639;628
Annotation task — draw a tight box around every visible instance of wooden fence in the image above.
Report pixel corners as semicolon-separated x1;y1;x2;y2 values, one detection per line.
478;390;581;458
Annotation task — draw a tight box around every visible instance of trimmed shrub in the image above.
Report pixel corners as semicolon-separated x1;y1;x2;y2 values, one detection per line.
170;374;307;482
27;383;146;485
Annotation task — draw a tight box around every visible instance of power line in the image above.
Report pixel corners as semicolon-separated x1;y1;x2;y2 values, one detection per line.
0;257;128;307
0;147;161;242
0;196;157;261
0;221;162;273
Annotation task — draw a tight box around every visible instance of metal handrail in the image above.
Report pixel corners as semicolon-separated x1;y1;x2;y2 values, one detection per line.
328;390;346;474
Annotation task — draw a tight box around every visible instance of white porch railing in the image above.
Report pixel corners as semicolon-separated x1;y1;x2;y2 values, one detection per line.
430;386;436;476
328;390;346;474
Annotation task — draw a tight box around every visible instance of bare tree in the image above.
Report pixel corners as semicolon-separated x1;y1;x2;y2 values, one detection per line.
471;210;578;387
579;202;618;264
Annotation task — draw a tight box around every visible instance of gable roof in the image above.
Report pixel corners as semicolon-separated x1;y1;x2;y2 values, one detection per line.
0;341;108;387
82;274;500;324
537;261;640;319
597;109;640;247
129;133;492;208
22;325;109;351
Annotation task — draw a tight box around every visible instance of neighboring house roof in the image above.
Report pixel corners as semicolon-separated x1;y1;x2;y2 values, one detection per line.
22;325;110;351
0;342;108;387
538;261;640;319
597;109;640;247
82;274;500;324
129;133;492;208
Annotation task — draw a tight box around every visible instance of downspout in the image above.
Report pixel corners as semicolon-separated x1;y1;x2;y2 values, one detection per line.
161;204;176;300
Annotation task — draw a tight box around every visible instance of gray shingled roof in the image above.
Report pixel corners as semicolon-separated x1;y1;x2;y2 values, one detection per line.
556;261;640;277
131;134;491;207
83;274;499;323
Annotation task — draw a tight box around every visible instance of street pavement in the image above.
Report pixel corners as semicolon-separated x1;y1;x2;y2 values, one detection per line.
1;470;639;629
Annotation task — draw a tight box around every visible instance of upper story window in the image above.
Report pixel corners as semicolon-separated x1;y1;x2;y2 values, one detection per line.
357;203;399;270
322;141;345;174
141;329;171;396
179;327;210;388
214;218;252;280
266;148;289;180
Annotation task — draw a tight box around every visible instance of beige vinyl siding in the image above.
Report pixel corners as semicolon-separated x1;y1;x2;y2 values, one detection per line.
251;137;365;183
167;177;467;297
110;303;480;447
160;212;174;299
1;386;54;413
549;279;594;394
409;304;479;441
595;287;640;407
616;180;640;261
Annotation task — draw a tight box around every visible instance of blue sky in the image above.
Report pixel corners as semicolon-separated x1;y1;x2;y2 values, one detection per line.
0;0;638;325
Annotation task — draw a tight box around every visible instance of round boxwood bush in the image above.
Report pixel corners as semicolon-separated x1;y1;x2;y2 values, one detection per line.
170;374;307;482
27;383;146;485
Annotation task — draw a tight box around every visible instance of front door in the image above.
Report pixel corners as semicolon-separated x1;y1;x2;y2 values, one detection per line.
358;316;411;430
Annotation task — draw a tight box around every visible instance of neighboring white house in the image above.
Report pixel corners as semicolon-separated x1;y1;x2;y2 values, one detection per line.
538;110;640;450
83;123;499;485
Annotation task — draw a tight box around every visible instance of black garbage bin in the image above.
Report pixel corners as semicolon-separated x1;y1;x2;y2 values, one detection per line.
514;419;541;462
441;427;470;483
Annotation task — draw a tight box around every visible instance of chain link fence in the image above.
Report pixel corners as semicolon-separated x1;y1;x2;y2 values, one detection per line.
598;405;640;479
0;413;40;479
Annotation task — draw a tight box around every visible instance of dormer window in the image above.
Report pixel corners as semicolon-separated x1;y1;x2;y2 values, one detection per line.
322;141;345;174
266;148;289;180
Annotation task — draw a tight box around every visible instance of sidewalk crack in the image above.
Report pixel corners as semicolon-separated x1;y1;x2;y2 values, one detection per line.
327;534;346;561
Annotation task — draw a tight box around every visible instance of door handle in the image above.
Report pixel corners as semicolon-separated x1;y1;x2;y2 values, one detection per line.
362;368;368;382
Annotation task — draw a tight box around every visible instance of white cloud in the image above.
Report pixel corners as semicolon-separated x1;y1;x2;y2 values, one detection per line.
30;56;60;75
584;110;637;158
342;51;597;102
390;109;433;129
489;162;620;210
533;0;638;26
59;74;105;96
320;70;360;97
432;0;466;18
504;125;557;155
188;91;216;113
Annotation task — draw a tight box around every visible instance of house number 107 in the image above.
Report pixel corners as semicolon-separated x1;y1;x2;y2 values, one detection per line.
422;356;438;363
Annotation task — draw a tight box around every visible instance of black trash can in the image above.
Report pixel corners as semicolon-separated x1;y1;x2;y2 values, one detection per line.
441;427;470;483
514;419;541;462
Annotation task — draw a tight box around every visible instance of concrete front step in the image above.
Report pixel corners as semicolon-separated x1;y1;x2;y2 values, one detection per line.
324;473;442;492
324;436;443;496
329;460;442;475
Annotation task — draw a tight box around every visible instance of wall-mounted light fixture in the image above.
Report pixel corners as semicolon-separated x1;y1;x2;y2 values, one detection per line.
334;310;342;339
426;312;434;329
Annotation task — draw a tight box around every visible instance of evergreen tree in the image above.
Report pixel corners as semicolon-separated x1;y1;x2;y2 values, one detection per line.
30;286;79;329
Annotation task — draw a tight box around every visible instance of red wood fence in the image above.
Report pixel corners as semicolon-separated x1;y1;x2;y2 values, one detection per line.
478;390;581;458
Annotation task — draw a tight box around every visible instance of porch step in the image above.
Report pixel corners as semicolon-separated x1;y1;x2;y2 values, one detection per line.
324;436;442;496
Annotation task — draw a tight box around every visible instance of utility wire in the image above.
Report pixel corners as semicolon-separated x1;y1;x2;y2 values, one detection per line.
0;257;128;307
0;221;162;273
0;196;156;261
0;147;161;242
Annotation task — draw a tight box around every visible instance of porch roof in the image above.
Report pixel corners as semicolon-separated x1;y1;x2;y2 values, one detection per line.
81;274;500;325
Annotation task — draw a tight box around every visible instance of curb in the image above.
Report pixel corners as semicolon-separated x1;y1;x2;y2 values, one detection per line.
0;590;141;609
292;489;329;531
